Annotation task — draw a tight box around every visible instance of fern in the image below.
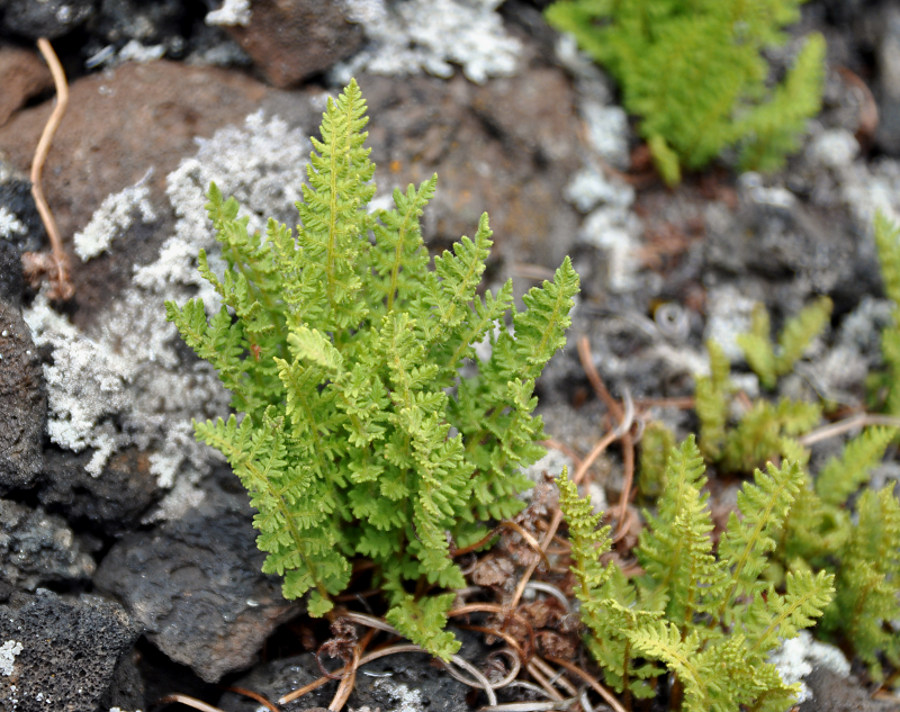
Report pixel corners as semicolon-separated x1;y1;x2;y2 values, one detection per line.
737;297;832;390
559;438;834;711
545;0;825;185
167;79;580;659
873;211;900;415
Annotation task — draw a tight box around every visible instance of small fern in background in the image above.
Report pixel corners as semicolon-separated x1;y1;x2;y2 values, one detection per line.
166;79;580;658
561;437;835;712
654;290;900;683
545;0;826;185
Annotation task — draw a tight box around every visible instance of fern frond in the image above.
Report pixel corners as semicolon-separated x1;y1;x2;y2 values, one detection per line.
696;340;732;460
816;425;898;505
831;486;900;678
717;459;805;619
638;436;721;626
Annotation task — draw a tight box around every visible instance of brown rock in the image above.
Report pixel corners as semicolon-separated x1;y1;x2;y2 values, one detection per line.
0;44;53;128
0;60;270;241
226;0;365;88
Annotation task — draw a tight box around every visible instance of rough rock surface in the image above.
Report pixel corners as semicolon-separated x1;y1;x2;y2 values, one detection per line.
225;0;365;88
1;0;95;39
37;447;159;535
94;484;299;683
0;589;138;712
0;45;53;127
0;299;45;492
0;498;95;591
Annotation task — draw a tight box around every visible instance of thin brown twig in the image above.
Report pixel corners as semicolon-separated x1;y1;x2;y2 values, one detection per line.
528;656;579;698
524;661;567;702
328;628;374;712
544;655;627;712
577;336;636;541
798;412;900;448
223;686;281;712
28;38;73;300
156;694;226;712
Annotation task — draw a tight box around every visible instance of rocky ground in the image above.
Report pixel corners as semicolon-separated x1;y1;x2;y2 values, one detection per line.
0;1;899;711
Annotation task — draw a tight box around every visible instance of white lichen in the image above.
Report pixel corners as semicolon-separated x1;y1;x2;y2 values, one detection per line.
0;640;23;676
769;630;851;704
74;171;157;260
336;0;520;85
0;206;26;239
205;0;252;26
25;111;309;504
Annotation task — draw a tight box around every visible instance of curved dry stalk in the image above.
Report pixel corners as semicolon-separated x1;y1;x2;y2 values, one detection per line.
524;660;567;702
479;700;576;712
156;694;226;712
223;686;280;712
544;655;626;712
577;336;636;540
798;412;900;447
523;581;570;610
28;38;73;300
328;636;364;712
528;656;579;698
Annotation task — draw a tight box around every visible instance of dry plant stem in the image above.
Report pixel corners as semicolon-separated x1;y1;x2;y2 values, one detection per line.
223;686;280;712
544;655;627;712
798;412;900;447
524;661;567;702
509;429;616;609
328;630;368;712
30;38;73;301
479;700;575;712
577;336;636;540
528;656;579;698
157;694;226;712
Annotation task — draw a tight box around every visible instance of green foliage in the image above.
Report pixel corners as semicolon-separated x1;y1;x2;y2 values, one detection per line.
737;297;832;389
166;79;580;659
873;211;900;415
691;294;900;683
560;438;835;712
544;0;825;185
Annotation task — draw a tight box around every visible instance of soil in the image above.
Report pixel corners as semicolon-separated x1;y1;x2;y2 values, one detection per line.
0;1;898;712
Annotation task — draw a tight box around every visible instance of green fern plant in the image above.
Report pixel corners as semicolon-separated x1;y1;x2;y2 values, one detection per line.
561;436;835;712
661;294;900;682
545;0;825;185
872;211;900;415
165;79;580;658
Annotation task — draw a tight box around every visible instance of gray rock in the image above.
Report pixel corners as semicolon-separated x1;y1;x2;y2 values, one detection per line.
1;0;96;40
0;499;95;591
94;486;298;683
0;589;138;712
38;447;160;535
0;299;45;493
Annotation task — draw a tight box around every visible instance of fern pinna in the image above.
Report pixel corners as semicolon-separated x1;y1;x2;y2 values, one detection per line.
166;79;580;658
560;436;834;712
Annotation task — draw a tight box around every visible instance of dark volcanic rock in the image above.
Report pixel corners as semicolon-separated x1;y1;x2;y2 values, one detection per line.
0;498;95;591
0;589;138;712
94;486;298;683
38;447;159;535
1;0;96;40
0;299;45;492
